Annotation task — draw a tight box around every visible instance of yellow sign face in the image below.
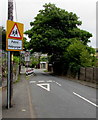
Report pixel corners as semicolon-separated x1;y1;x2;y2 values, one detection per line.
6;20;24;51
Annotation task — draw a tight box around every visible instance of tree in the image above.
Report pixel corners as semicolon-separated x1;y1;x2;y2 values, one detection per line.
23;37;30;50
30;56;39;68
25;3;92;54
25;3;93;75
64;40;95;76
40;56;48;62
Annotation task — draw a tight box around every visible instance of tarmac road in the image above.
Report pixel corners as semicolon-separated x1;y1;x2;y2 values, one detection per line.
28;69;97;118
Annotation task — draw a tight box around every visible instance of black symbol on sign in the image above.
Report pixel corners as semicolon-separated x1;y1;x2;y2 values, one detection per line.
12;29;18;36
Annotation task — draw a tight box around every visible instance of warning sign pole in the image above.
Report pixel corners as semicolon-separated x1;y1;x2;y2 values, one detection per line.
7;0;13;109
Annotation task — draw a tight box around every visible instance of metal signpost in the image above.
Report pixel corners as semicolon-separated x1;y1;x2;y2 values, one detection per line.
7;0;13;109
7;0;24;108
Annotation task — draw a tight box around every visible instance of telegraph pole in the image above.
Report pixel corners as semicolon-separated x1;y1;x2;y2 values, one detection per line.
7;0;13;109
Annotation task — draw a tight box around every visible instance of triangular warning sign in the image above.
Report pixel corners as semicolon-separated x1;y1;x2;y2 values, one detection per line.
37;83;50;91
8;23;22;39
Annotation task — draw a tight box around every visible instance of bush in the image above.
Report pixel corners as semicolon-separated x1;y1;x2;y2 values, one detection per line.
13;56;20;64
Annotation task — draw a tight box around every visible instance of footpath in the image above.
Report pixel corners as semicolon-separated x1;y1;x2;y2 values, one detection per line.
2;66;36;119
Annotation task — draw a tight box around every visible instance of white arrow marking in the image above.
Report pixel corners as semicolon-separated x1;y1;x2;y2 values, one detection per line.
37;83;50;91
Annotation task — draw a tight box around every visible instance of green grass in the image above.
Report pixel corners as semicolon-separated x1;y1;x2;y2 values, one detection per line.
43;70;48;72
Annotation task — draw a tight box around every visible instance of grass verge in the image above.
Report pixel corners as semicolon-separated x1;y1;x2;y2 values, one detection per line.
43;70;48;72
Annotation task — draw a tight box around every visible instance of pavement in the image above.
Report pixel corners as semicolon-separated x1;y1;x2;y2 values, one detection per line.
2;66;36;119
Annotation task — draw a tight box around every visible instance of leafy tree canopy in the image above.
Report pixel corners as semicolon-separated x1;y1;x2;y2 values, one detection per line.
25;3;92;55
65;40;93;67
23;37;30;50
25;3;95;75
63;40;96;75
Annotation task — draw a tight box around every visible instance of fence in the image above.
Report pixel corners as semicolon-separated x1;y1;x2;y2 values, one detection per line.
79;67;98;83
47;65;98;83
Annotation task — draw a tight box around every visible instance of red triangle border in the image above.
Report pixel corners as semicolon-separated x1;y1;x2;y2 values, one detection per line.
8;23;22;40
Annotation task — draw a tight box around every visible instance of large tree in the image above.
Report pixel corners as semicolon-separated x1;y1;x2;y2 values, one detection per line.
25;3;94;74
23;37;30;50
25;3;92;54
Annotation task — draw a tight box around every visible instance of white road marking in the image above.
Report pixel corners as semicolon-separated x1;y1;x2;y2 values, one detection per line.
55;82;61;86
47;80;53;82
37;83;50;91
73;92;98;107
38;81;45;83
30;81;36;84
22;109;26;112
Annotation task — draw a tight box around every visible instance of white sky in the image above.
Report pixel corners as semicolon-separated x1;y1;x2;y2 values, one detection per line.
1;0;97;48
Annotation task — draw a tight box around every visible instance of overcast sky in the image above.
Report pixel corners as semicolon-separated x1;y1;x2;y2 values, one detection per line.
1;0;97;48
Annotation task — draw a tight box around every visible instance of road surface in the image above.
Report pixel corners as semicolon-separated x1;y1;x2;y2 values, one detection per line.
27;69;97;118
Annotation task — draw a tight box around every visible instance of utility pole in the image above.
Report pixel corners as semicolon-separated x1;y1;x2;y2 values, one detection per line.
7;0;13;109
